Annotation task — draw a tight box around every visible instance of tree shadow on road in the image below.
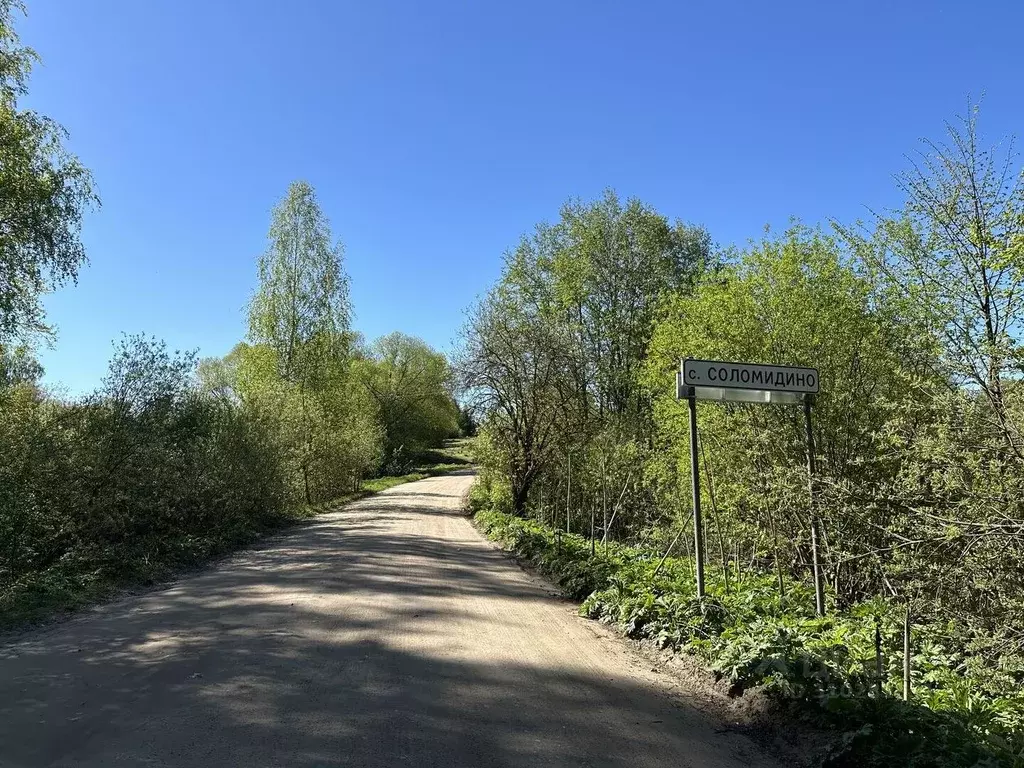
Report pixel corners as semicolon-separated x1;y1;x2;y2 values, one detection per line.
0;481;765;768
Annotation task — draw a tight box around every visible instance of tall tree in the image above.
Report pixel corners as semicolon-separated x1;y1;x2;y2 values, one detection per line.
552;191;710;425
475;192;711;529
247;180;351;385
458;278;575;515
246;181;355;502
842;105;1024;454
0;0;97;343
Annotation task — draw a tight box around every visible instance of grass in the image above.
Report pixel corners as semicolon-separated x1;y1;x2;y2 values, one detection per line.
0;443;474;634
354;438;473;496
414;437;475;466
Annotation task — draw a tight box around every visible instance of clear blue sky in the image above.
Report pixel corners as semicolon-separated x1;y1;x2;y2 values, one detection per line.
19;0;1024;394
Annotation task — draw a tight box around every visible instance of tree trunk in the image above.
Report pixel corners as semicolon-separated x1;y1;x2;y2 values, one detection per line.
511;472;533;517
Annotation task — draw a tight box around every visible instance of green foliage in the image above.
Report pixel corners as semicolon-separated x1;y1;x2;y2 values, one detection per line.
644;225;942;604
247;180;351;384
458;269;575;514
817;696;1005;768
358;332;460;472
550;191;711;420
0;342;41;386
235;181;380;503
831;110;1024;657
459;190;710;519
0;336;292;626
206;340;382;503
840;105;1024;425
457;405;477;437
0;338;467;629
228;183;464;501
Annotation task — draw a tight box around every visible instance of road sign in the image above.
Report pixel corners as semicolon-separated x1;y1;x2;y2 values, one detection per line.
682;358;819;395
675;357;825;614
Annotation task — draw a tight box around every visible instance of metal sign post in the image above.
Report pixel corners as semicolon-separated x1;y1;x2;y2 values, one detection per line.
677;359;824;614
803;394;825;616
681;376;706;598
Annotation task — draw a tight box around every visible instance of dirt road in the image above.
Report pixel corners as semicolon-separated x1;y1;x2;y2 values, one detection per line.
0;470;776;768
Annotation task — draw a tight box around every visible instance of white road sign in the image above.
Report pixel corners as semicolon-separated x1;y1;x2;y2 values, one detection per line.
682;359;819;394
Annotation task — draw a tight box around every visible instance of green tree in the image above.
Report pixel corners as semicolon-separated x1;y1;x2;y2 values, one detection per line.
197;344;245;402
645;226;939;604
457;404;477;437
830;110;1024;649
0;342;40;386
841;105;1024;455
0;0;97;343
551;190;711;425
245;181;360;502
247;180;351;385
359;332;459;471
458;247;580;515
463;191;710;529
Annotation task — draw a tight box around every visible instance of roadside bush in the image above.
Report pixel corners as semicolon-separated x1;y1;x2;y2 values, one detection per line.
475;506;1023;767
0;337;293;625
0;333;469;629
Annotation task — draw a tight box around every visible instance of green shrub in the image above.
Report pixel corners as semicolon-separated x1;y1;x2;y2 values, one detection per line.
474;505;1021;767
0;338;294;626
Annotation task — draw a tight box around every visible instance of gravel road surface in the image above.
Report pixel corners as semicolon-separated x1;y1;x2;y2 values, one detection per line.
0;469;778;768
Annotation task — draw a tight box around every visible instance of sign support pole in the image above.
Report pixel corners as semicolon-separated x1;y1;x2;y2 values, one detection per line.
804;394;825;616
679;359;822;615
687;385;706;599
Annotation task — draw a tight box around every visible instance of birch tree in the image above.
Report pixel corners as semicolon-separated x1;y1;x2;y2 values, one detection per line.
0;0;97;344
247;180;351;385
246;181;356;502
